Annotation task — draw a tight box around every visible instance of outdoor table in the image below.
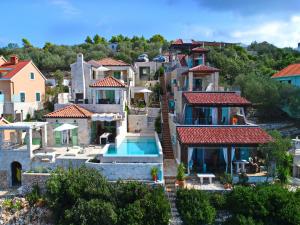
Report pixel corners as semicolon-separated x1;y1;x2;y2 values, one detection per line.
197;173;216;184
233;160;249;173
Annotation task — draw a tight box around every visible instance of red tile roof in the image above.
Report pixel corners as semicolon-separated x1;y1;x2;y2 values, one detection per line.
191;47;209;53
90;57;130;66
183;92;251;106
44;104;93;118
0;60;31;79
177;126;273;145
90;76;126;88
172;39;183;45
189;65;220;73
272;63;300;78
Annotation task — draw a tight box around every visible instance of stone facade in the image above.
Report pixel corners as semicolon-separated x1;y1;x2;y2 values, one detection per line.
22;173;50;191
46;118;91;146
0;170;8;189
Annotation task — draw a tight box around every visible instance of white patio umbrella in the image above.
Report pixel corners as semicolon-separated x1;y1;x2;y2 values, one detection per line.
96;66;110;72
53;123;78;148
136;88;153;105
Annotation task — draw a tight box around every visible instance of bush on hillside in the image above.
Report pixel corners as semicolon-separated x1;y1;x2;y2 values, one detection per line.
176;189;216;225
45;167;171;225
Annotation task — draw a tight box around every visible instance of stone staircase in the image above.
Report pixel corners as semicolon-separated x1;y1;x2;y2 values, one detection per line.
160;76;174;159
165;176;182;225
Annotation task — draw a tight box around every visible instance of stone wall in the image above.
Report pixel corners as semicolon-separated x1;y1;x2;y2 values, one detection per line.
0;170;8;189
86;161;163;181
128;115;148;132
22;173;50;191
46;118;91;146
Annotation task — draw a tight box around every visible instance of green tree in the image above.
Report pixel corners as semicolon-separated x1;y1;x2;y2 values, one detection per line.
85;35;93;44
21;38;33;48
149;34;165;44
258;130;292;182
93;34;107;45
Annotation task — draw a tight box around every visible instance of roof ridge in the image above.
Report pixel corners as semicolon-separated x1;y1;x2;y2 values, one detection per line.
73;104;92;116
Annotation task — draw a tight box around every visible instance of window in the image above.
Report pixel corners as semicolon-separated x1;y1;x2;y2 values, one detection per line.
139;67;150;80
30;72;35;80
20;92;26;102
36;92;41;102
288;80;292;84
113;71;121;79
96;90;116;104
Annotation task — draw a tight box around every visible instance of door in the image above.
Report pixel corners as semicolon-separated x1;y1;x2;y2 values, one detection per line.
11;161;22;186
71;128;78;146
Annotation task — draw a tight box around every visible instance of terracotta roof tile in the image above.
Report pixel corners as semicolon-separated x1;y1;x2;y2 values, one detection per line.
90;57;130;66
0;60;31;79
44;104;93;118
191;47;209;53
183;92;251;106
90;76;126;88
189;65;220;73
272;63;300;78
177;126;273;145
172;39;183;45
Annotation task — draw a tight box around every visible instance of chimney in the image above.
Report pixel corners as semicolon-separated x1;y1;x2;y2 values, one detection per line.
77;53;83;63
10;55;19;65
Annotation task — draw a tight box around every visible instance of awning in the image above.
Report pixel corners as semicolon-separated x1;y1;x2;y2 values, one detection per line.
91;113;122;121
135;88;152;93
96;66;110;72
53;123;78;132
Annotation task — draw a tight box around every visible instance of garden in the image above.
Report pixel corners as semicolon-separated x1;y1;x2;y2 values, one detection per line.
176;184;300;225
26;166;171;225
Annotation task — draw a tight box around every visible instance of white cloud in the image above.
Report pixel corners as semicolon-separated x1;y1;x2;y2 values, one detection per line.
230;15;300;47
49;0;80;16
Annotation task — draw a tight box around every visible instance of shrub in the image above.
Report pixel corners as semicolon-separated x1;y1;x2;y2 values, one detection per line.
176;163;185;181
46;167;111;223
45;167;171;225
225;184;300;225
224;215;263;225
220;173;233;184
176;189;216;225
64;199;117;225
154;115;161;134
25;184;42;206
208;192;226;210
142;186;171;225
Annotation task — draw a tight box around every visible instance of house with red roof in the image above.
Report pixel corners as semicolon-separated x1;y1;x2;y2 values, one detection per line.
0;55;46;120
272;63;300;87
165;41;272;180
0;56;7;66
70;53;133;103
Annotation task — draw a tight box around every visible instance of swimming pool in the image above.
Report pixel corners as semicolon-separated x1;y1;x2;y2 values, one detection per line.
105;137;159;156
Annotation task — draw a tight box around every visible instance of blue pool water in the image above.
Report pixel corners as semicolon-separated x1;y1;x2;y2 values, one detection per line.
105;137;159;156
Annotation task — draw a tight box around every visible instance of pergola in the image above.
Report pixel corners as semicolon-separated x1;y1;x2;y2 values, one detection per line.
0;122;48;158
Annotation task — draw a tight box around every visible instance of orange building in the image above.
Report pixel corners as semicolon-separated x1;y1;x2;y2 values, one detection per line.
0;55;46;120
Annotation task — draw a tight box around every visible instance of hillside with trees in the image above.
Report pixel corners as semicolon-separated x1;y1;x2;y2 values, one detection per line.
0;34;169;73
1;36;300;121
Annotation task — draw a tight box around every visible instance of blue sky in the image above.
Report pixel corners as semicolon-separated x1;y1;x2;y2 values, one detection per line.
1;0;300;48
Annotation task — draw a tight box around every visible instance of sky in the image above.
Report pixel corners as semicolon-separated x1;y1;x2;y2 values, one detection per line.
1;0;300;48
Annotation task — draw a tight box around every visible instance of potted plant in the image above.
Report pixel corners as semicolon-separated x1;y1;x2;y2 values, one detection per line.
176;163;186;188
151;167;159;182
221;173;233;189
